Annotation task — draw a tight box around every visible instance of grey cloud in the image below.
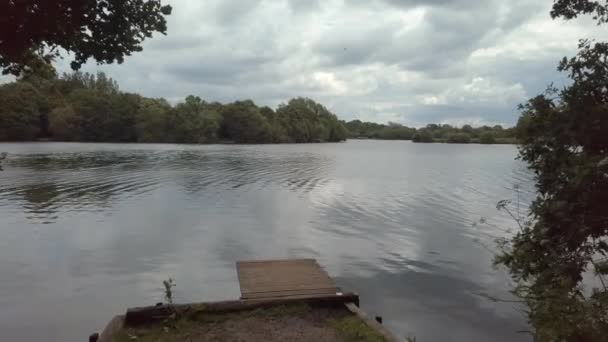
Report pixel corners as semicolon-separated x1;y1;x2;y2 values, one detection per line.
146;35;204;50
288;0;321;13
481;56;570;95
405;103;520;126
60;0;602;127
378;0;470;8
212;1;263;24
164;60;260;85
314;22;398;67
314;0;540;78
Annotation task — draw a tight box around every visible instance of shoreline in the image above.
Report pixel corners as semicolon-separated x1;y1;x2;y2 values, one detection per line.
349;138;518;145
0;139;517;145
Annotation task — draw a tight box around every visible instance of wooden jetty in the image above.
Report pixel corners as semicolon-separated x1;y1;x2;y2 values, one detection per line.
237;259;340;300
95;259;397;342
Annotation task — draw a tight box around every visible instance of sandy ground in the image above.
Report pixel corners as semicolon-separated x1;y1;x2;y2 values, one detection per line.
176;307;349;342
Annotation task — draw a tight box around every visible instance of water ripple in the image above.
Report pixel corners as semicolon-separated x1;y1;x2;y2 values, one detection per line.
0;142;533;342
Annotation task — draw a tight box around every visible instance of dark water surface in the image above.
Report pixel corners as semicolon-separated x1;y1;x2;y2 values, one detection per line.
0;141;534;341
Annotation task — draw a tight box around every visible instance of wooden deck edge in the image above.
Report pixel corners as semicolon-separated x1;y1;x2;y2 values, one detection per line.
344;303;399;342
123;293;359;326
236;258;316;265
241;287;341;300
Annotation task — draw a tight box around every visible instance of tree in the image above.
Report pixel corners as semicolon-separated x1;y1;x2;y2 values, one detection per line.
551;0;608;23
0;70;352;145
412;129;433;143
277;98;346;143
169;95;220;144
108;93;140;142
344;120;389;139
461;124;474;133
67;88;113;141
446;132;471;143
328;120;348;141
496;7;608;340
260;106;288;143
479;132;496;144
278;98;323;142
221;100;272;143
375;124;415;140
344;120;415;140
48;106;78;141
0;0;172;75
135;98;172;142
0;82;42;140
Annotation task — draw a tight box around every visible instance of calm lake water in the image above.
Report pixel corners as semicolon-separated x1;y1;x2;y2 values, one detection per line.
0;141;535;342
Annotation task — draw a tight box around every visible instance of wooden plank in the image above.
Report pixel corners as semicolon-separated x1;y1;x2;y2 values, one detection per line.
242;293;359;305
236;259;317;267
241;283;337;295
237;259;339;300
242;288;340;300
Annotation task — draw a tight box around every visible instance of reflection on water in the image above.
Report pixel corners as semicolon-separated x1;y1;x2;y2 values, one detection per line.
0;141;534;342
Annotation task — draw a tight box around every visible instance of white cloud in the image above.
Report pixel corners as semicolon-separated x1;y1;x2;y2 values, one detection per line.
53;0;607;126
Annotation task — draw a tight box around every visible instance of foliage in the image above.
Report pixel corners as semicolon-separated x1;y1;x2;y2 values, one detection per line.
412;129;434;143
551;0;608;24
0;0;172;75
162;278;176;305
221;100;272;143
0;82;42;141
170;95;220;144
377;124;415;140
496;35;608;342
446;132;471;144
345;120;515;144
344;120;416;140
480;132;497;144
135;98;172;143
48;106;78;141
276;98;347;143
0;153;6;171
0;71;348;144
260;106;289;143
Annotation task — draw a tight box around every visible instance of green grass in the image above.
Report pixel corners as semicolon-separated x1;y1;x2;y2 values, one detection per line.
112;320;195;342
112;304;387;342
112;304;312;342
188;303;311;322
330;316;387;342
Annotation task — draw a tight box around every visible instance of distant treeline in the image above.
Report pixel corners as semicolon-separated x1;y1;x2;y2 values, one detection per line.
0;70;515;144
344;120;516;144
0;71;347;143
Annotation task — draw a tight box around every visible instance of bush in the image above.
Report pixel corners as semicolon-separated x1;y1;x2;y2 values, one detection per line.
479;132;496;144
446;133;471;143
412;130;433;142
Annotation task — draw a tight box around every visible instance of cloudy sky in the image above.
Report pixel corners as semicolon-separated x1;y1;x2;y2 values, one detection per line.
57;0;608;127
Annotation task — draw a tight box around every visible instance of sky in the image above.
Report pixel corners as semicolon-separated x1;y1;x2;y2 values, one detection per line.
55;0;608;127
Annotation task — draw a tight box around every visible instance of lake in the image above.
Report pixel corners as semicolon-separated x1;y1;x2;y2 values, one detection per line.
0;141;534;341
